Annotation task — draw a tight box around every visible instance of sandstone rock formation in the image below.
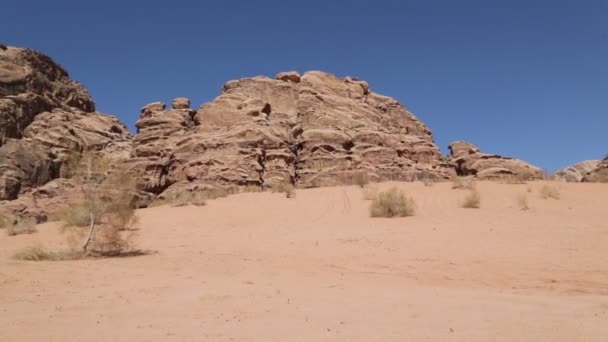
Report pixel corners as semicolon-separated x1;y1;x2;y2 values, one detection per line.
2;44;558;221
128;71;455;197
551;160;600;182
583;156;608;183
0;46;131;219
448;141;543;180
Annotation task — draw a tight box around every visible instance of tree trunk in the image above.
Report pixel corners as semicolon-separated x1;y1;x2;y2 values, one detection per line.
82;211;96;253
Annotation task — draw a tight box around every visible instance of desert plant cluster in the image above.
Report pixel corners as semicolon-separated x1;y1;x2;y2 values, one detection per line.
271;181;296;198
369;187;416;218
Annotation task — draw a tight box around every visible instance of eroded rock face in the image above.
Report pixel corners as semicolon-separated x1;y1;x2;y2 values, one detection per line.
552;160;600;182
0;46;131;219
448;141;543;180
583;156;608;183
130;71;455;196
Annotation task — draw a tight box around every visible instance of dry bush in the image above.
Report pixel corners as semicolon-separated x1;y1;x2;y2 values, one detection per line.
452;176;475;190
517;193;530;211
0;215;7;229
539;184;560;199
362;184;379;200
206;188;229;199
171;192;193;207
352;172;370;188
461;190;481;208
271;181;296;198
59;153;139;256
6;217;37;236
527;185;533;193
370;187;416;218
190;192;208;206
242;185;263;193
58;204;92;229
13;247;84;261
421;178;434;187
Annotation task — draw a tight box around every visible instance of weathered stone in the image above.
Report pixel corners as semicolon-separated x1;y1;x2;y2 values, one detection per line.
128;70;454;197
0;46;132;219
172;97;190;109
448;141;543;180
583;156;608;183
552;160;600;182
276;71;301;83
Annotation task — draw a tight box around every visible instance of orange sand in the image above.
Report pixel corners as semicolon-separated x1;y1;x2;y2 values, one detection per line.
1;181;607;341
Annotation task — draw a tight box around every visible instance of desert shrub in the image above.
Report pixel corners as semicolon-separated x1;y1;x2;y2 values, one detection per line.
452;176;475;190
370;187;416;218
242;185;263;193
271;181;296;198
190;192;208;206
362;184;379;200
58;204;92;229
539;185;560;199
206;188;229;199
0;215;7;229
61;153;138;255
421;178;434;187
517;193;529;211
171;192;192;207
461;190;481;208
6;217;37;236
13;247;84;261
352;172;370;188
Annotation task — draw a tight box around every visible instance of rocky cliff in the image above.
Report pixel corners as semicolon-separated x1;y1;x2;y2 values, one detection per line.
1;45;555;220
129;71;455;197
0;46;131;220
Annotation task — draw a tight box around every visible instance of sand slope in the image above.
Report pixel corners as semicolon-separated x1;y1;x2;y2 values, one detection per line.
1;181;608;341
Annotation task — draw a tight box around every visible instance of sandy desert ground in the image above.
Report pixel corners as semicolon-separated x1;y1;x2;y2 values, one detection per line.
1;181;607;341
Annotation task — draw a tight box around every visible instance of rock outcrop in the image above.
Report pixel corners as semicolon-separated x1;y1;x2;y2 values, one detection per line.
552;160;600;182
128;71;455;196
448;141;543;180
583;156;608;183
0;46;131;219
2;45;562;220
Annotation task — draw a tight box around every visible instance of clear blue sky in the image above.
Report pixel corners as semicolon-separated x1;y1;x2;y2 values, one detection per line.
2;0;607;171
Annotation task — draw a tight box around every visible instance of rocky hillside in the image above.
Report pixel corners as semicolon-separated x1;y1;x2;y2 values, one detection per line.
129;71;456;198
0;46;131;220
1;45;555;220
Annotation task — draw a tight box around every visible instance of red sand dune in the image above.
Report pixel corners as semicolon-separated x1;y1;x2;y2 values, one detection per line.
1;181;608;341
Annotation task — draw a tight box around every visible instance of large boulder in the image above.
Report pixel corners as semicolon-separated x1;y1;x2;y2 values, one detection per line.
552;160;600;182
583;156;608;183
129;71;454;196
448;141;543;180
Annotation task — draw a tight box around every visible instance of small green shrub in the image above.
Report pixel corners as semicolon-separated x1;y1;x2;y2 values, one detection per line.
370;187;416;218
461;190;481;209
